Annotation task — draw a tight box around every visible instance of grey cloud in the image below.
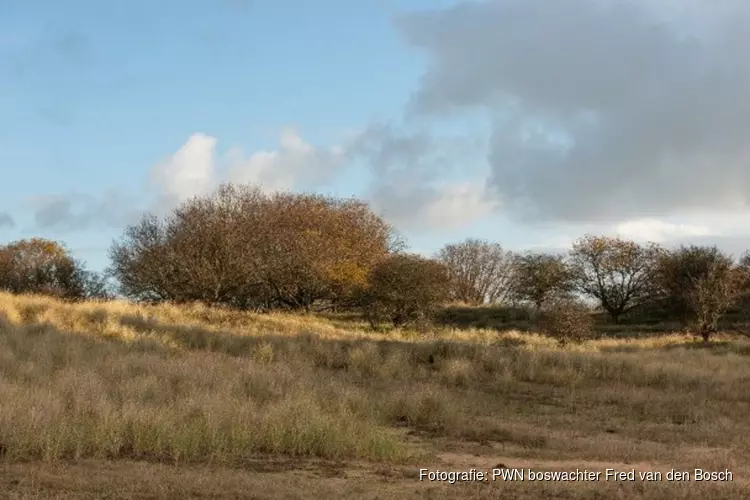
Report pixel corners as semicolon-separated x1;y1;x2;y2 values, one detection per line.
348;123;493;231
31;192;143;231
662;235;750;260
0;212;15;229
398;0;750;224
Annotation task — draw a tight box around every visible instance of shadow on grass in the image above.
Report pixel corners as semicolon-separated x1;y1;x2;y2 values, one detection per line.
598;338;750;356
659;340;750;356
434;305;686;340
434;306;535;332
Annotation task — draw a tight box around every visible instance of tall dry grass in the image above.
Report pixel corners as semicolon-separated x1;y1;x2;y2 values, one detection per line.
1;291;750;470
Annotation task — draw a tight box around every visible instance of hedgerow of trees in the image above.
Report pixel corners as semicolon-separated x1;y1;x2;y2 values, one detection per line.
3;182;750;341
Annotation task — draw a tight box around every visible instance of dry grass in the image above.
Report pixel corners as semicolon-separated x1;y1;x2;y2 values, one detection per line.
2;292;750;498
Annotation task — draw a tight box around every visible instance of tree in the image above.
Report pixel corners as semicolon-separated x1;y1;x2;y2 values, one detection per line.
163;184;269;308
569;235;660;323
258;191;398;310
108;213;186;303
359;254;451;328
0;238;108;300
740;252;750;270
109;183;400;311
436;239;515;305
509;252;574;310
656;245;746;341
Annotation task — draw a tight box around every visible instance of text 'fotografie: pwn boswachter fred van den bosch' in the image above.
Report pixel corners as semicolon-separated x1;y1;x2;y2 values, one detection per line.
419;468;733;483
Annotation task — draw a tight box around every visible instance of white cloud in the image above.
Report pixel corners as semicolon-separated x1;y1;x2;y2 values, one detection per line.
226;126;346;193
150;133;218;210
150;124;495;234
615;218;715;243
371;179;495;232
348;123;493;232
423;181;497;229
146;127;346;215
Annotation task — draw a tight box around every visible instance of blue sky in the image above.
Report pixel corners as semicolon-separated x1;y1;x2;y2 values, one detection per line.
3;0;750;272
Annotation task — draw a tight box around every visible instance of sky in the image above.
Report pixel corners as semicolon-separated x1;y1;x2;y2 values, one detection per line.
2;0;750;272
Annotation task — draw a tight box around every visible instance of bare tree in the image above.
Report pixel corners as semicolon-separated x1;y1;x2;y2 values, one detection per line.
436;239;515;305
108;214;185;303
569;235;661;323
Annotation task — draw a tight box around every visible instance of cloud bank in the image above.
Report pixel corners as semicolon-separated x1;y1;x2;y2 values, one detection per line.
23;0;750;254
146;123;495;232
349;124;494;231
398;0;750;224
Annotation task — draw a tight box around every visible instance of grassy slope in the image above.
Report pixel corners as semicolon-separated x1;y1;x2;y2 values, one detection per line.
1;292;749;499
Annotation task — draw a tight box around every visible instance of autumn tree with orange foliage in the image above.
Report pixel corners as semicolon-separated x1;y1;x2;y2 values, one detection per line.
0;238;109;299
109;183;401;310
259;191;401;309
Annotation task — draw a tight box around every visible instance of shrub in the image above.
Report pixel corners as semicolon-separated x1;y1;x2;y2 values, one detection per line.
538;299;595;345
359;254;451;328
0;238;109;300
656;245;747;341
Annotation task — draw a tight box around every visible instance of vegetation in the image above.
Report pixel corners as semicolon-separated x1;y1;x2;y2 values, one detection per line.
569;235;660;323
436;238;515;305
2;292;750;499
5;184;750;341
0;238;109;300
109;184;400;310
4;183;750;498
656;245;748;341
509;252;575;310
538;298;595;345
359;253;451;327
